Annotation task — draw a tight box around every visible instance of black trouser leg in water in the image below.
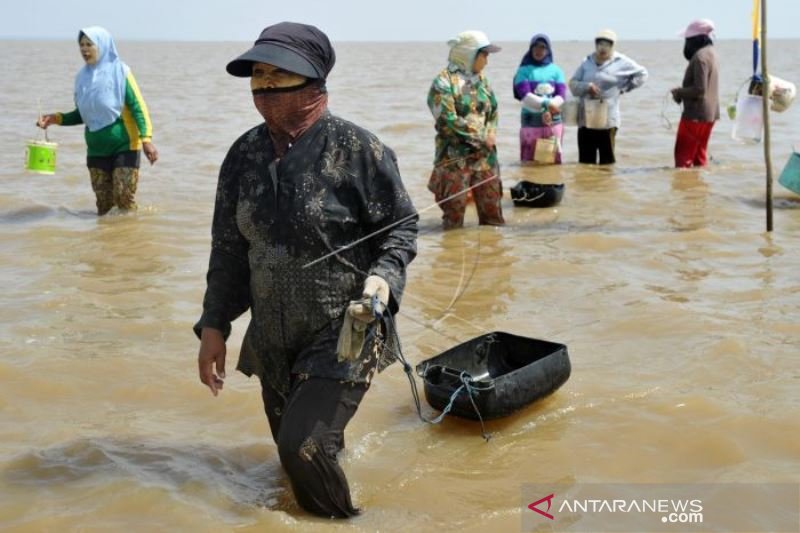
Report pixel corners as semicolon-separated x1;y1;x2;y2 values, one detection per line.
577;127;617;165
260;376;368;518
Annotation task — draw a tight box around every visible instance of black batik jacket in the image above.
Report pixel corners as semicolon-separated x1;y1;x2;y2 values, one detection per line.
194;113;418;394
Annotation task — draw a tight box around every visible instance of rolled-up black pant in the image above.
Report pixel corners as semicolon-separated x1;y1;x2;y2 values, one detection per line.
260;376;368;518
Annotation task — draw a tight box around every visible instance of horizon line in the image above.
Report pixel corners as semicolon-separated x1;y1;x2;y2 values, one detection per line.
1;36;798;43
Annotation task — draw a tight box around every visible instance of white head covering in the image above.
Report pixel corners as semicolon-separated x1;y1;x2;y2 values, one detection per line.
446;30;501;73
74;26;130;132
595;29;618;44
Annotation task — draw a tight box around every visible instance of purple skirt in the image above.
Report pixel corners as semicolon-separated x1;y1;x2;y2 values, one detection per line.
520;124;564;163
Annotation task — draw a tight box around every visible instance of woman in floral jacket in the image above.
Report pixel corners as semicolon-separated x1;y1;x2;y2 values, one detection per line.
427;30;504;229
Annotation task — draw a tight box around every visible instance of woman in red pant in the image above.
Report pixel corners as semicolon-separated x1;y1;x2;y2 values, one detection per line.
671;19;720;168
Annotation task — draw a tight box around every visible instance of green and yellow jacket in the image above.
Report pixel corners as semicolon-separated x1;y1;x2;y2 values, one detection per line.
57;70;153;157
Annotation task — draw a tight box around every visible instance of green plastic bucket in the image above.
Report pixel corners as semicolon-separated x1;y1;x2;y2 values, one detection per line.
778;151;800;195
25;140;58;175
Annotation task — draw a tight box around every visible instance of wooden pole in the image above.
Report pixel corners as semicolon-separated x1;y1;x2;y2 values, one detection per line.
761;0;774;231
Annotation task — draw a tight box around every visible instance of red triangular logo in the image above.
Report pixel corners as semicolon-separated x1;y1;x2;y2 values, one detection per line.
528;493;555;520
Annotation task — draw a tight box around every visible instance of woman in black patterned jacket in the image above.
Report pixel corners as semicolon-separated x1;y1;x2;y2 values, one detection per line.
193;22;418;519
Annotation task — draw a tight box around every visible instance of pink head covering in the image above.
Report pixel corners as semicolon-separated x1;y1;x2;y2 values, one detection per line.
680;19;715;39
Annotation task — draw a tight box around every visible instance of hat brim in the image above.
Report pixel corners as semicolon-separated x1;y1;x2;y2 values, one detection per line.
678;26;714;39
226;43;320;78
480;44;502;53
679;30;714;39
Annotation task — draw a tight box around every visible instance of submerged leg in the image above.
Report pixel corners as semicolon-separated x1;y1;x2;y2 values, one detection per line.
472;167;504;226
577;127;597;164
693;122;714;167
89;167;114;215
112;166;139;212
276;377;368;518
598;127;617;165
519;127;537;161
259;377;287;444
430;166;469;230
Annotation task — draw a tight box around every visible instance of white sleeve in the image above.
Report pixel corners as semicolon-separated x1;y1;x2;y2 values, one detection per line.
521;92;544;112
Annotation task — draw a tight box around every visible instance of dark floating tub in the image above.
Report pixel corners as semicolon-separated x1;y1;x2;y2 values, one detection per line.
510;181;565;208
415;331;570;421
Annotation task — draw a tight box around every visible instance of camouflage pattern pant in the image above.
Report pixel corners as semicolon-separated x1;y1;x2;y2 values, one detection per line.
87;151;141;215
428;164;505;230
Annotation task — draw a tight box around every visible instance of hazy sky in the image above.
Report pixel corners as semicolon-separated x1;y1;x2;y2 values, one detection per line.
2;0;796;41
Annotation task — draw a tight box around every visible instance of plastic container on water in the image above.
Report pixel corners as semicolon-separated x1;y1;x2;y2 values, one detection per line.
415;331;571;420
583;98;608;129
731;93;763;144
778;148;800;195
25;140;58;174
510;181;565;208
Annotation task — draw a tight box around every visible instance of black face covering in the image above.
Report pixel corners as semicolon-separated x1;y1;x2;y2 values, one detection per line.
683;35;712;60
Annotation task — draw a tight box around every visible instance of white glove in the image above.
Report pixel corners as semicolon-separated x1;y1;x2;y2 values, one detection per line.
336;314;368;362
521;92;544;112
348;275;390;323
336;275;390;362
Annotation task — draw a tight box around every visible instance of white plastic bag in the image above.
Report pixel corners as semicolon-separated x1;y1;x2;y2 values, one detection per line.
560;100;578;126
533;137;560;164
584;99;608;129
768;75;796;113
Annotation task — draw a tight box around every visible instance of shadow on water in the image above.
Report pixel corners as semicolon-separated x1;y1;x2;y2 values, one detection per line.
59;206;102;218
2;437;294;513
416;391;570;441
612;164;676;176
0;205;56;224
774;196;800;209
0;205;99;225
739;194;800;210
667;171;710;232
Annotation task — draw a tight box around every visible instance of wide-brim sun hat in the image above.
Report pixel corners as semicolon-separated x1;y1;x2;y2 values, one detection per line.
226;21;335;79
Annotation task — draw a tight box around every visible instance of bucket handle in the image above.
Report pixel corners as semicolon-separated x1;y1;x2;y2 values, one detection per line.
727;77;761;121
36;98;51;143
31;123;51;144
731;76;762;106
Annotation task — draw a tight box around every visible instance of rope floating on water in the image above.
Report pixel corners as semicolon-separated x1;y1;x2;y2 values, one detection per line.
377;310;492;442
